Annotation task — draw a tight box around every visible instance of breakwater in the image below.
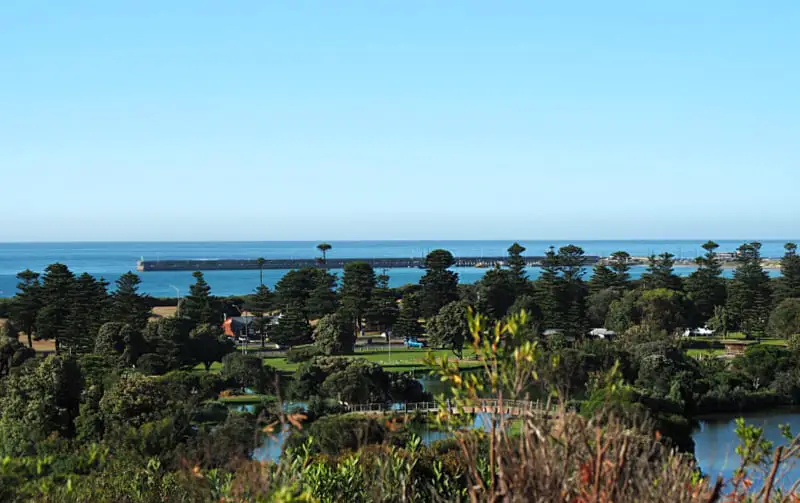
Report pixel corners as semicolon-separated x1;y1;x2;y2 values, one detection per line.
136;255;601;272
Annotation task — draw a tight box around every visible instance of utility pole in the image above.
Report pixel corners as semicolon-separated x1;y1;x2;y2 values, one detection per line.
232;304;248;355
169;285;180;314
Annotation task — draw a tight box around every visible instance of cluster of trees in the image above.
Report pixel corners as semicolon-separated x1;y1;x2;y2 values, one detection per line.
455;240;800;344
291;356;428;405
3;266;235;373
7;239;800;362
2;240;800;501
0;345;273;459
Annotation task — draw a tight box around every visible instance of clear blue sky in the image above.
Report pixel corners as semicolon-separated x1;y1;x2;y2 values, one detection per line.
2;1;798;242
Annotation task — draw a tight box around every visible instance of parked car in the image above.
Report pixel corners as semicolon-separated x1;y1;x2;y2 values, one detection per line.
405;338;426;348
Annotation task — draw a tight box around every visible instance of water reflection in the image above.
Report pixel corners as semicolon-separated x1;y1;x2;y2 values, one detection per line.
694;409;800;489
249;377;800;491
251;412;497;462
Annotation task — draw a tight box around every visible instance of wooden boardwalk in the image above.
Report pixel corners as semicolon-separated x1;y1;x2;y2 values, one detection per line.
343;399;555;417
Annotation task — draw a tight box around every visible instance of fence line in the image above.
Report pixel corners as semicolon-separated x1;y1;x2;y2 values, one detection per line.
342;399;557;416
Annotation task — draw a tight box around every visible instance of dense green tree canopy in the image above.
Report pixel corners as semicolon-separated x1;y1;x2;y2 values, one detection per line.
189;323;234;371
685;241;726;326
420;249;459;317
275;267;339;321
776;242;800;303
109;272;151;331
726;242;772;337
95;322;144;367
641;253;681;291
0;335;35;379
183;272;215;326
36;263;77;353
220;353;275;393
426;300;470;356
393;292;423;341
269;304;313;347
768;298;800;339
340;261;376;330
9;269;42;349
506;242;528;289
0;355;83;456
477;267;517;320
315;311;357;355
365;273;399;332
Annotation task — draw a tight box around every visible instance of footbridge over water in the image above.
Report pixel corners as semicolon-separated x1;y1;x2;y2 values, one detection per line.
343;399;557;417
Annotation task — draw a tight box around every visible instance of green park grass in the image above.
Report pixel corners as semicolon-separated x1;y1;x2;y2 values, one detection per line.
197;347;479;375
263;347;479;374
759;338;789;347
685;336;788;359
217;394;274;404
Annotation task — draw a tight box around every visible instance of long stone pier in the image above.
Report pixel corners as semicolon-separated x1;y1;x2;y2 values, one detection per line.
136;256;600;272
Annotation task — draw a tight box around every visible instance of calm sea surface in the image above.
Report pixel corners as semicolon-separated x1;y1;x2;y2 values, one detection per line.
0;240;790;298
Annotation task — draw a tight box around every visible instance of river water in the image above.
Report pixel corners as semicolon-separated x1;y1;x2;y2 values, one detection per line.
695;410;800;486
251;394;800;490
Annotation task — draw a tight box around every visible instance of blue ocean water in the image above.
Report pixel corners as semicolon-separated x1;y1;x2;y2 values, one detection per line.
0;240;790;298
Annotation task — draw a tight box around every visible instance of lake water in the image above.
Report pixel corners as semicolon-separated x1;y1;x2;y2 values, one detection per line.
251;411;496;463
0;240;789;298
250;393;800;490
695;409;800;487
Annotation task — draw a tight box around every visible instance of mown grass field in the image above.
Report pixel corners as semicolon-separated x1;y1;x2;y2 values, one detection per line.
198;347;479;374
217;394;274;404
684;335;788;359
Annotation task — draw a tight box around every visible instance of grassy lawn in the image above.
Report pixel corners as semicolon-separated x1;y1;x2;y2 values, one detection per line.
197;347;479;375
217;394;274;404
759;338;788;347
685;337;788;359
263;347;479;374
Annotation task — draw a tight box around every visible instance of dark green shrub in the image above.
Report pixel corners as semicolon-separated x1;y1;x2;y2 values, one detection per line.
135;353;170;375
286;345;324;363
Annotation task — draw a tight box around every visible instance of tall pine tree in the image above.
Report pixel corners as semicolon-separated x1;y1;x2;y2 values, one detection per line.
726;242;772;337
36;264;76;354
63;273;109;355
608;251;632;288
365;273;399;333
306;270;338;320
477;267;517;320
535;247;563;330
776;242;800;303
183;271;215;326
341;262;377;333
270;304;312;347
394;292;423;341
10;270;42;348
685;241;727;326
641;253;681;290
506;242;528;293
110;272;151;331
419;250;459;318
558;245;588;338
589;264;617;293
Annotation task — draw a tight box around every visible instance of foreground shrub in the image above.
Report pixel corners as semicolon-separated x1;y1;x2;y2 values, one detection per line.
286;346;324;363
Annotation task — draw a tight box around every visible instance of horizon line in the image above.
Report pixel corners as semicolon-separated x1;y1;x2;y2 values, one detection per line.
1;238;798;245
